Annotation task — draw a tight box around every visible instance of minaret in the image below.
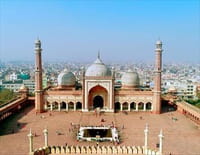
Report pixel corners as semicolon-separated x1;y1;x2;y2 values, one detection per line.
144;123;149;154
27;128;33;154
153;40;163;114
35;39;44;113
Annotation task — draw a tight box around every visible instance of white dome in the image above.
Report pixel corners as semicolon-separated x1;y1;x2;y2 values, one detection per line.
57;69;76;86
121;69;139;87
85;56;111;77
19;84;28;90
168;86;177;92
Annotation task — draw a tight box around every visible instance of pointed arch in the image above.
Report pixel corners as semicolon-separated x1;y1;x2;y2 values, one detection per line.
138;102;144;110
53;101;59;110
122;102;128;110
88;85;108;110
60;101;67;110
114;102;121;111
130;102;136;110
76;102;82;110
146;102;152;110
68;102;74;110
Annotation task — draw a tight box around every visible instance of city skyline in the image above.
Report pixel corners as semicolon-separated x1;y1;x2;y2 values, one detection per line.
0;0;200;63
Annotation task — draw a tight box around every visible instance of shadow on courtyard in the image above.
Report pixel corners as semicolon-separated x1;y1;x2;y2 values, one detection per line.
161;99;177;114
0;105;34;136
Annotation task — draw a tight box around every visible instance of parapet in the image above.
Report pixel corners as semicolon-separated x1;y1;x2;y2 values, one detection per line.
33;145;159;155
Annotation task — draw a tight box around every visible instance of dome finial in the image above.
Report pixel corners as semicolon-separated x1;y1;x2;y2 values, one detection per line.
98;50;100;59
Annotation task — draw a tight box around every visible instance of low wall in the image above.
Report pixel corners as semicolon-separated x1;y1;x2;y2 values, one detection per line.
0;97;29;122
33;145;159;155
177;101;200;125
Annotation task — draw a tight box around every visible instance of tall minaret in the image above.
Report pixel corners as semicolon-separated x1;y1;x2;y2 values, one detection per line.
35;39;44;113
153;40;163;114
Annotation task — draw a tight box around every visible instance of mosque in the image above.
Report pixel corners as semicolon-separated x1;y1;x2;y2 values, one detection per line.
34;39;163;114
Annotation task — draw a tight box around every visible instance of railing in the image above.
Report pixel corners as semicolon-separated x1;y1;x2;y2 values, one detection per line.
33;145;159;155
0;97;20;108
177;101;200;113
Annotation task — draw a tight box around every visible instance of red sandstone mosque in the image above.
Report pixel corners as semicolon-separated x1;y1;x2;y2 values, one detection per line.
34;39;163;114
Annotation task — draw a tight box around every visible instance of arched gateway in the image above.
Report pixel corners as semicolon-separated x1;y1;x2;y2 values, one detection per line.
88;85;108;110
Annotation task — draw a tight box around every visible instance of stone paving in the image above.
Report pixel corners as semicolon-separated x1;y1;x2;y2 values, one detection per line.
0;106;200;155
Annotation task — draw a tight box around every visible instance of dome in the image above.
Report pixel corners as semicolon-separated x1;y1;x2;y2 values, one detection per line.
85;55;111;77
57;69;76;86
168;86;177;92
121;69;140;87
19;84;28;90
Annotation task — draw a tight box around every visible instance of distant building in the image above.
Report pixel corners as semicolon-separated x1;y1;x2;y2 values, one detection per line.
163;79;198;99
18;73;30;80
0;79;35;93
5;72;18;81
23;79;35;93
0;80;23;92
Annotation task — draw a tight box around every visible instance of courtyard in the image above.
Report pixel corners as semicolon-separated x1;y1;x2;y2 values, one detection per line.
0;106;200;155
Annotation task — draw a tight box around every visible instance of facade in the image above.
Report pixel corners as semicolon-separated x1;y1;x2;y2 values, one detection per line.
34;39;163;114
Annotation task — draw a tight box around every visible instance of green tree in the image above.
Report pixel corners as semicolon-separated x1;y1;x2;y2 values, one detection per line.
197;92;200;99
0;89;17;105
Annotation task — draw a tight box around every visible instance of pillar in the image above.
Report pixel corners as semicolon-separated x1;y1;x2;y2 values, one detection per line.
82;68;86;112
136;104;138;111
111;67;115;111
44;102;47;110
74;103;76;111
128;104;130;111
50;104;53;111
143;104;146;111
35;39;44;113
58;103;61;111
158;129;164;155
144;124;148;154
153;40;163;114
43;128;48;147
27;129;33;154
66;103;68;111
120;103;123;111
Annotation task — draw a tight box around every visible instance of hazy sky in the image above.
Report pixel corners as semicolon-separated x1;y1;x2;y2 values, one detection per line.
0;0;200;63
